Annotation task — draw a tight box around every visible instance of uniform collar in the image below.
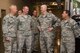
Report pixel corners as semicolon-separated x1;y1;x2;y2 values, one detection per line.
9;13;15;18
21;14;28;19
32;16;37;19
41;12;48;18
62;18;71;23
9;13;14;16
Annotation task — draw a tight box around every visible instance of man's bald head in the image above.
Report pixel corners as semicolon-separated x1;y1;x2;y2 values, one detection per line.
41;5;47;9
9;5;17;15
41;4;47;13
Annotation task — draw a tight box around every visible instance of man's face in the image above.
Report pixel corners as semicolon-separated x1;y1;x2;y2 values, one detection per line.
41;5;47;13
12;6;17;14
23;7;29;14
62;11;68;19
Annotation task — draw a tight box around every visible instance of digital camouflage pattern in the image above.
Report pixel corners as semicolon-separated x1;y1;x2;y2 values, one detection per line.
2;14;18;53
31;16;40;51
17;14;32;53
60;18;80;53
38;12;60;53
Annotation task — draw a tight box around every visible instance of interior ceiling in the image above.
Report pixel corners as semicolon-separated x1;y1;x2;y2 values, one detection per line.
23;0;65;10
23;0;64;3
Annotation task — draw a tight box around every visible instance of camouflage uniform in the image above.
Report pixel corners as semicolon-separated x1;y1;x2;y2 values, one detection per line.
38;12;60;53
60;18;80;53
17;14;32;53
2;14;18;53
31;16;40;51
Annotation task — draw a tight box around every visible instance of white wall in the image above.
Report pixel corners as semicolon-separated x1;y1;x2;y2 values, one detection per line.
0;0;25;18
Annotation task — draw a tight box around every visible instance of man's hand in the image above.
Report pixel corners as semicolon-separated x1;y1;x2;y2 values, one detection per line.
4;37;11;42
48;27;53;32
37;26;42;31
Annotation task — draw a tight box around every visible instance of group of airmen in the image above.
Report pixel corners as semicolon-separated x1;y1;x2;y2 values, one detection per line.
2;4;80;53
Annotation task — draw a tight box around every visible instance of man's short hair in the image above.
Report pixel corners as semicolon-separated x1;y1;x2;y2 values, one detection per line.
23;6;29;9
41;4;47;8
64;10;70;16
9;5;17;10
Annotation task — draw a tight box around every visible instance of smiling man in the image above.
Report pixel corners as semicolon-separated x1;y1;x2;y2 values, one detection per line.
38;4;60;53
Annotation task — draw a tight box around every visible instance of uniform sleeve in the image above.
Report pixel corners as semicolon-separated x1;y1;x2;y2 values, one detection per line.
38;15;41;26
37;19;41;26
29;16;33;30
72;22;80;37
2;17;8;37
52;14;61;28
36;16;42;31
30;18;34;30
16;16;20;30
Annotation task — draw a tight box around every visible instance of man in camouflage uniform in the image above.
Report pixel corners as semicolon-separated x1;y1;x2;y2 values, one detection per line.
2;5;18;53
17;6;32;53
38;5;60;53
60;10;80;53
31;10;40;52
